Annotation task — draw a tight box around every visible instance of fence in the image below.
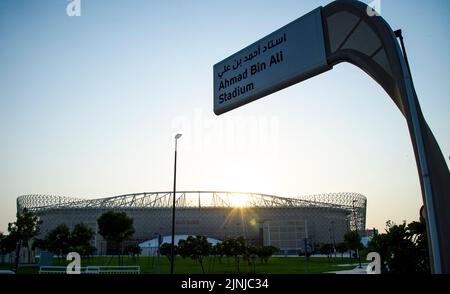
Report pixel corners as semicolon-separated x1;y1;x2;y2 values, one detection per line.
39;265;140;274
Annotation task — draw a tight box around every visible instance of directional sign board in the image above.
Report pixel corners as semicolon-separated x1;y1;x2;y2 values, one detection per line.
213;8;330;115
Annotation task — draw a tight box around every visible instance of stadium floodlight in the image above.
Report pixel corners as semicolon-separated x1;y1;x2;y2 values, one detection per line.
171;133;182;274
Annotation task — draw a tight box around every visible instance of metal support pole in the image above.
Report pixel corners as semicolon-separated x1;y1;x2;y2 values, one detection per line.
395;29;442;274
170;139;178;274
304;218;309;273
157;233;161;274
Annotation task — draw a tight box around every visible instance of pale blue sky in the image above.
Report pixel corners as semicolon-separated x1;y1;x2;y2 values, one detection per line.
0;0;449;232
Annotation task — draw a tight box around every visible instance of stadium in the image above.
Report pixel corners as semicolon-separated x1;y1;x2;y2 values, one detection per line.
17;191;366;255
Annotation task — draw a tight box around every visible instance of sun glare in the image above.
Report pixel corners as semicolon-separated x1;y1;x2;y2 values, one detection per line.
228;194;250;207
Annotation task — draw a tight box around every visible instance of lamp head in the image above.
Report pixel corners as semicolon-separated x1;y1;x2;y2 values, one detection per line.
175;133;182;140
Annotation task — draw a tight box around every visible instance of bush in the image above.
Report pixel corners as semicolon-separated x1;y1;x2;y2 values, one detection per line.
366;219;429;273
125;243;142;257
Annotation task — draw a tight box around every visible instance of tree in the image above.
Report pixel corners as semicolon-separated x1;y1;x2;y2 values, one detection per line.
243;244;257;266
177;235;212;274
0;233;6;253
335;243;347;261
0;233;15;255
125;243;142;257
31;238;49;252
70;223;94;247
97;211;135;264
69;223;95;257
0;233;17;264
320;243;334;262
366;219;430;273
70;223;95;258
46;224;71;260
344;230;362;261
221;237;247;273
255;245;278;264
407;219;429;272
7;208;42;267
211;242;225;262
32;223;95;260
160;242;177;263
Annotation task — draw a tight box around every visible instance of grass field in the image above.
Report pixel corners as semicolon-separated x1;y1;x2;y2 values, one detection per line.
0;256;358;274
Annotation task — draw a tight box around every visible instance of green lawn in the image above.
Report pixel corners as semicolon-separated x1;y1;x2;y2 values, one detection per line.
0;256;357;274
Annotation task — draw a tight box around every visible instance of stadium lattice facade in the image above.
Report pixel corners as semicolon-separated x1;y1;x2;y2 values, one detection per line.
17;191;366;255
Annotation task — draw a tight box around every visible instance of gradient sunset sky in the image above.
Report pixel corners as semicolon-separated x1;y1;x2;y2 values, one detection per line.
0;0;449;232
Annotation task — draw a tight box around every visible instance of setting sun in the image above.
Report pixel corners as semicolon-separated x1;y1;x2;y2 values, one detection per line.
227;193;251;207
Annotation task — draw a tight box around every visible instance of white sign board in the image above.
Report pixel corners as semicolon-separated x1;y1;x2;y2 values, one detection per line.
213;8;330;115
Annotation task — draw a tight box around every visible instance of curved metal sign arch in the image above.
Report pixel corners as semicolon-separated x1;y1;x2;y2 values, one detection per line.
213;0;449;273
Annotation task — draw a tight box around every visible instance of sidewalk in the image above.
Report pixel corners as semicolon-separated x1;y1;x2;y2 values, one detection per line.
325;264;369;274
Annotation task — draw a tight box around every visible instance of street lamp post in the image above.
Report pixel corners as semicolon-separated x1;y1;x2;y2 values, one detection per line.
170;133;182;274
